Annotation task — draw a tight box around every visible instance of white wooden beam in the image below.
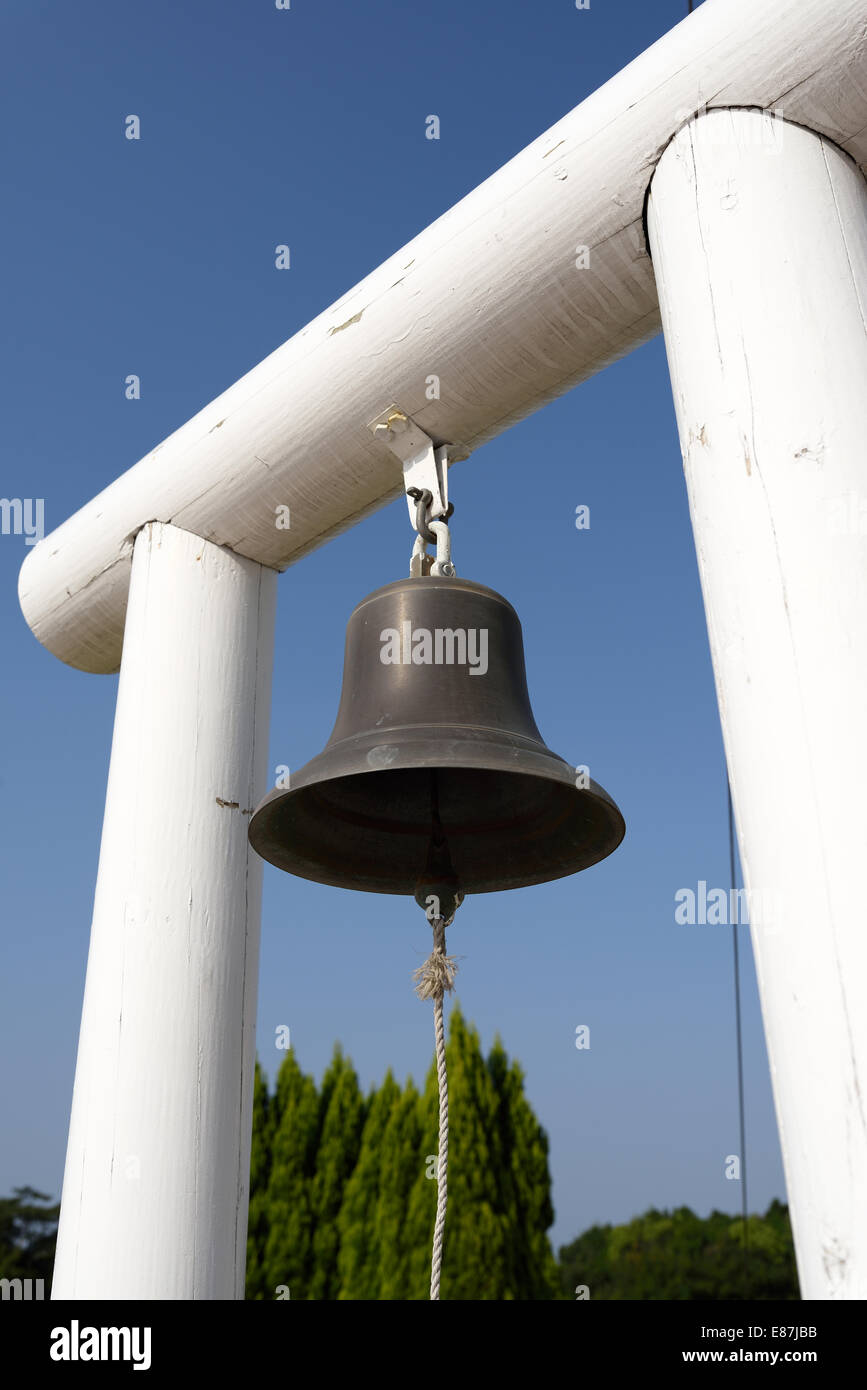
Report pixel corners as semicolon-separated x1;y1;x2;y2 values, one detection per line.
648;109;867;1300
51;522;277;1299
19;0;867;672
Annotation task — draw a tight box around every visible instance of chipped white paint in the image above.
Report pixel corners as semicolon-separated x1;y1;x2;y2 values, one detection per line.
51;523;276;1299
19;0;867;672
648;109;867;1299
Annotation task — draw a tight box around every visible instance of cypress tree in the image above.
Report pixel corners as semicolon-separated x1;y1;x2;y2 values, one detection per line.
405;1064;441;1297
434;1006;511;1299
336;1070;401;1299
261;1049;320;1299
488;1038;562;1298
374;1078;426;1299
407;1007;561;1299
307;1045;365;1299
248;1013;562;1300
245;1059;273;1298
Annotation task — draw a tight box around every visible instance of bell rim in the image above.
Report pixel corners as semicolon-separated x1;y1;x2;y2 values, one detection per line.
248;754;626;895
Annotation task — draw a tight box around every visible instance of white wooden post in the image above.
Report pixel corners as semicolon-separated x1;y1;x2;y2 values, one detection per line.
648;109;867;1300
51;522;277;1299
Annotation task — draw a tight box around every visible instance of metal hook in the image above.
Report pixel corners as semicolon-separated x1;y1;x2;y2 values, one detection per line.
407;487;437;544
429;519;456;577
406;487;454;545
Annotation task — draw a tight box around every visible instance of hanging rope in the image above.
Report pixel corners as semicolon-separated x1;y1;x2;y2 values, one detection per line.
413;912;458;1301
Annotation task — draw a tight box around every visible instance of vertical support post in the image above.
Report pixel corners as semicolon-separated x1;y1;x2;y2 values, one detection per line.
52;521;277;1299
648;109;867;1299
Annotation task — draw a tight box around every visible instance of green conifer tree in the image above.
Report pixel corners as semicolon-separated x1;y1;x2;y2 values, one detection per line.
488;1037;562;1298
245;1059;273;1298
407;1007;561;1300
404;1064;442;1297
434;1006;512;1298
261;1049;320;1299
248;1012;562;1300
307;1045;365;1299
336;1070;401;1299
374;1078;426;1299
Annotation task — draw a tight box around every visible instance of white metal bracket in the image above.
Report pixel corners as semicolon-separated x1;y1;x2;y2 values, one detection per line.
368;405;451;525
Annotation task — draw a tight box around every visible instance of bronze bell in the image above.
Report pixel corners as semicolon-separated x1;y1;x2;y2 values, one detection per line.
248;574;625;908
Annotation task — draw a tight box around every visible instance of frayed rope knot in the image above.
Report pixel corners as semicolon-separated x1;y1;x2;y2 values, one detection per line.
413;916;459;1001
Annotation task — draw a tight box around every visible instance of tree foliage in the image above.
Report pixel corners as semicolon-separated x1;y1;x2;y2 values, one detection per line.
0;1187;60;1284
247;1005;561;1299
2;1024;797;1303
557;1199;799;1300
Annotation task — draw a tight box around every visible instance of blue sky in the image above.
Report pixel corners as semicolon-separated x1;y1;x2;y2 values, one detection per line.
0;0;786;1253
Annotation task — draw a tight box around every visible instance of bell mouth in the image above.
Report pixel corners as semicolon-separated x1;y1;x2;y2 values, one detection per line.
248;750;625;896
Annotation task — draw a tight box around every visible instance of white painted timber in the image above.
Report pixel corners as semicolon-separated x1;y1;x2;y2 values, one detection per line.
648;109;867;1299
19;0;867;672
51;522;277;1299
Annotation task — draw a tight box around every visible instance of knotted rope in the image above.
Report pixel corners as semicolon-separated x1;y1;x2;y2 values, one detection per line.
413;912;458;1301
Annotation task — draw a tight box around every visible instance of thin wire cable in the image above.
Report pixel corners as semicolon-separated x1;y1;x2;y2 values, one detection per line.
413;914;458;1301
728;782;750;1292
